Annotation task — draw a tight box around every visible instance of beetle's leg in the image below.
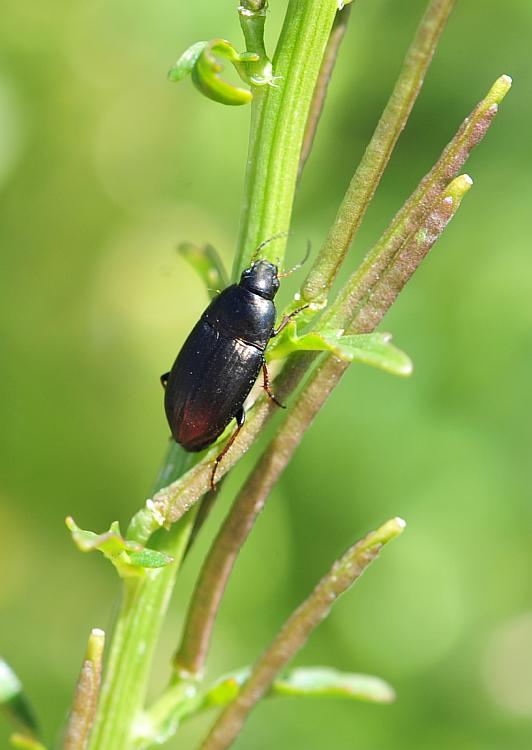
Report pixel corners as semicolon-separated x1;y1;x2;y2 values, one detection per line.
272;304;310;337
262;359;285;408
210;407;245;491
160;372;170;389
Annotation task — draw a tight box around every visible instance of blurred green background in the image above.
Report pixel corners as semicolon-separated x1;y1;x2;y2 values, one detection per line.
1;0;531;747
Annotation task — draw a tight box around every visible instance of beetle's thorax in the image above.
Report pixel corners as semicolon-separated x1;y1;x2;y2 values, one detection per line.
203;284;276;350
239;260;279;300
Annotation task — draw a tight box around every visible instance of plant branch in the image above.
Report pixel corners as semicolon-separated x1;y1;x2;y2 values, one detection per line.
86;513;198;750
172;172;473;676
349;174;473;333
131;0;465;546
88;4;349;746
232;0;339;277
63;628;105;750
197;518;405;750
301;0;457;305
321;73;512;329
139;36;512;540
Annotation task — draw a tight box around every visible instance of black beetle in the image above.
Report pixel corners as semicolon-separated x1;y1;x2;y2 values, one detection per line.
161;258;306;490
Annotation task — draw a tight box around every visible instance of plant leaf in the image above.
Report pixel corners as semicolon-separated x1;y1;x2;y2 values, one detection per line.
0;659;39;736
321;331;413;376
168;41;208;82
169;39;253;106
273;667;395;703
66;518;173;576
268;326;412;377
9;735;47;750
196;665;394;715
127;549;174;569
178;242;229;299
203;669;251;708
139;661;394;748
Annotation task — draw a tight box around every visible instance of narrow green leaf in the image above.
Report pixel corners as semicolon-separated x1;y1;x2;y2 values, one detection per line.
178;243;229;299
127;549;174;569
203;669;250;708
273;667;395;704
66;518;173;576
321;331;413;376
141;662;393;746
269;327;412;377
0;659;39;736
197;39;253;106
202;666;394;709
169;39;253;105
168;42;208;82
10;734;47;750
66;517;127;556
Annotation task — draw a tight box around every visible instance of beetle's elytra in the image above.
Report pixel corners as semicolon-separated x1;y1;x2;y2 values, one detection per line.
162;259;304;490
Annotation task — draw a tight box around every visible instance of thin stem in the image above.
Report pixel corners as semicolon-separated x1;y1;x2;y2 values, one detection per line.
198;518;405;750
127;441;195;544
321;73;512;329
233;0;339;277
173;173;473;676
301;0;457;305
298;5;352;178
350;174;473;333
63;629;105;750
173;350;327;675
86;513;197;750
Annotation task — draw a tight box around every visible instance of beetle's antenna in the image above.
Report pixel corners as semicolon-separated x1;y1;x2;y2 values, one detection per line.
251;232;291;263
278;239;311;278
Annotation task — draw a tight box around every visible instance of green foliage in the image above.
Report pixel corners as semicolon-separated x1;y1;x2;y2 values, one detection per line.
169;40;254;106
178;243;229;300
272;667;395;703
0;660;38;738
66;518;174;577
269;326;413;377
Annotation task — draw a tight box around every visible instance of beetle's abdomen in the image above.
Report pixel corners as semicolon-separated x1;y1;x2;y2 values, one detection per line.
164;319;263;451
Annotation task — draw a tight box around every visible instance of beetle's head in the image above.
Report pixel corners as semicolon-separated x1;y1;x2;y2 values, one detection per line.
240;260;280;300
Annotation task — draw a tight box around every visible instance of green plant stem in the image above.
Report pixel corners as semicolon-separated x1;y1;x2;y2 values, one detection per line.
302;0;457;305
233;0;339;277
198;518;405;750
86;513;197;750
88;3;346;745
172;174;472;677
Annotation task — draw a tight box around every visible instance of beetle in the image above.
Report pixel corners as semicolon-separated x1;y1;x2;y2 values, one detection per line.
161;256;307;490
